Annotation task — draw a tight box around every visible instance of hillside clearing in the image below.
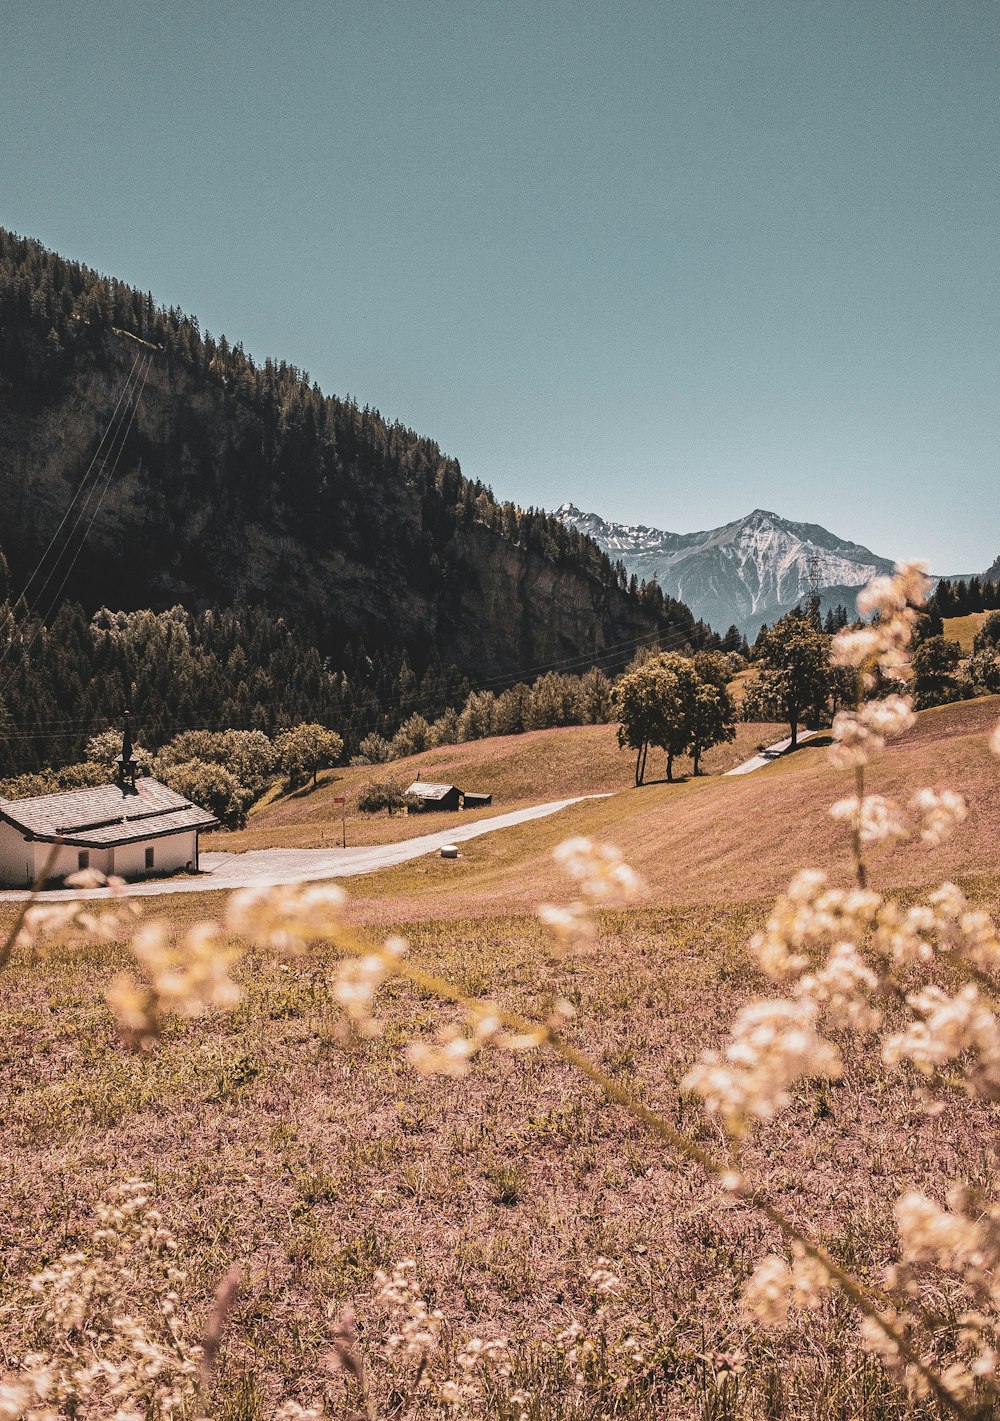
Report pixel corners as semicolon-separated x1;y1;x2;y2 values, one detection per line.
209;719;786;853
944;610;989;651
343;695;1000;925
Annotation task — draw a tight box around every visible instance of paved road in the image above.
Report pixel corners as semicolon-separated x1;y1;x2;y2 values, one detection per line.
0;795;610;902
724;728;820;776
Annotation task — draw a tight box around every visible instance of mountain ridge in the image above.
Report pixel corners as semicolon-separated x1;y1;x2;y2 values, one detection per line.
554;503;898;635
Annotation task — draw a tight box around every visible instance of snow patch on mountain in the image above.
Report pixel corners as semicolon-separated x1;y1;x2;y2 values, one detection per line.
554;504;896;636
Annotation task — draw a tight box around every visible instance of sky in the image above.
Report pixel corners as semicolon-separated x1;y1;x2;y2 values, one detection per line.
2;0;998;572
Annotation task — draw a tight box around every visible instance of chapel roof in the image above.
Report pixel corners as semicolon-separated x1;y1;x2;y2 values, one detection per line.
0;777;218;848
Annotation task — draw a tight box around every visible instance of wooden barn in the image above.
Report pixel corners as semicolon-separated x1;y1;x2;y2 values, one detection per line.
462;791;492;809
405;781;493;813
0;722;218;888
406;781;463;813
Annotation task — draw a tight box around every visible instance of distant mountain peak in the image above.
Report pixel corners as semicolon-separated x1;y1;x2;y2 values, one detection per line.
553;503;897;635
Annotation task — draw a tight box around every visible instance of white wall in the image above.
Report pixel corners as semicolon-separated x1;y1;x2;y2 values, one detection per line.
31;841;112;883
0;821;34;888
111;830;198;880
0;826;200;887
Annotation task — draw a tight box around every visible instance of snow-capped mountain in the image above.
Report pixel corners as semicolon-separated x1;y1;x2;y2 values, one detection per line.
554;504;896;636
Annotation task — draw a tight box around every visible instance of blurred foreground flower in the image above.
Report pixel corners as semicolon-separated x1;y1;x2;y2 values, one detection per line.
107;920;242;1050
551;837;641;903
226;881;347;955
682;998;842;1138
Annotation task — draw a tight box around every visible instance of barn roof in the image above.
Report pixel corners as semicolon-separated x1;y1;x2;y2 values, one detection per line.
406;781;460;800
0;778;219;848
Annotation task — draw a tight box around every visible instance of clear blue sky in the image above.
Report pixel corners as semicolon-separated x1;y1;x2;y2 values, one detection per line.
3;0;997;572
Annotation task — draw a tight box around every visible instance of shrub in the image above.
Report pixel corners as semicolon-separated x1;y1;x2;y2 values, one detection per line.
973;609;1000;653
389;714;432;759
0;769;59;799
85;727;154;774
355;733;392;765
963;648;1000;696
356;777;416;815
912;634;962;708
429;708;460;746
55;760;111;790
158;757;253;830
158;728;279;801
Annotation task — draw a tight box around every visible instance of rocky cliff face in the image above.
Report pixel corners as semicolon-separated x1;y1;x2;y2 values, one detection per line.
555;503;897;635
0;328;664;682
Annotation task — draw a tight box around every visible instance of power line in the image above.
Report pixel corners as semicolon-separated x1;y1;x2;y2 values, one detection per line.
0;354;152;699
0;617;705;763
0;350;143;646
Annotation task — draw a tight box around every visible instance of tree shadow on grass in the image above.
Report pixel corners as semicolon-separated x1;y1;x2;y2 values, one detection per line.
790;733;833;752
274;770;346;803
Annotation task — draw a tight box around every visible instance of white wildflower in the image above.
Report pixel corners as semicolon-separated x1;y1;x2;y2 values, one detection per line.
830;794;909;849
551;837;641;903
683;998;842;1137
830;627;884;670
893;1192;990;1275
828;711;884;769
404;999;514;1077
859;1311;904;1371
797;940;881;1032
330;937;406;1038
893;560;932;607
883;984;1000;1097
750;870;881;982
225;881;346;955
373;1261;443;1367
909;788;968;846
832;564;928;686
860;693;917;738
587;1258;621;1295
741;1244;832;1328
873;901;938;966
62;866;111;890
857;576;908;620
106;918;243;1048
537;900;596;954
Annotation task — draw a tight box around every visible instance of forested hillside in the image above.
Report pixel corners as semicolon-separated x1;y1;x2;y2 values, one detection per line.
0;229;716;769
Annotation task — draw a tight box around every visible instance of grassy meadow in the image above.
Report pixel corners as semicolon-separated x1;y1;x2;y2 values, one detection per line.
943;612;989;653
3;698;1000;1417
207;718;787;853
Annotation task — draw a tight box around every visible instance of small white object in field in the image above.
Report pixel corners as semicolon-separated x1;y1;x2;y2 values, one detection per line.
440;845;459;860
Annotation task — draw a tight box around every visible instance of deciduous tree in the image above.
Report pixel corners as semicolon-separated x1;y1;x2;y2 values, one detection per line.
275;722;344;788
744;611;831;747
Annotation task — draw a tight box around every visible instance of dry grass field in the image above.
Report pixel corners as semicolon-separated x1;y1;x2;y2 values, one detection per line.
208;719;786;853
345;696;1000;927
3;696;1000;1418
943;612;989;652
